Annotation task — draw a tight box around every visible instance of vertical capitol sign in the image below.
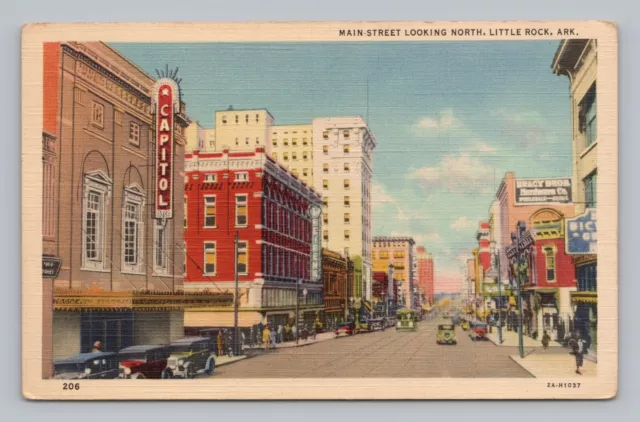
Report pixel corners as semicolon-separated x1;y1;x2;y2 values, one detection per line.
152;78;180;219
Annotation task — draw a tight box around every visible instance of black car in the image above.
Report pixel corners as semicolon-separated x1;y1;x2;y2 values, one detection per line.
53;352;119;380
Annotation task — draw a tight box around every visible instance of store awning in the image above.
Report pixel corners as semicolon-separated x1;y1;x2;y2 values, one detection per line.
570;291;598;304
363;300;374;313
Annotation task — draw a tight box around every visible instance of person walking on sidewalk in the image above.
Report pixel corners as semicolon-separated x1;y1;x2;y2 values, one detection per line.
270;325;277;349
262;324;272;350
569;331;586;375
541;330;551;351
277;325;283;344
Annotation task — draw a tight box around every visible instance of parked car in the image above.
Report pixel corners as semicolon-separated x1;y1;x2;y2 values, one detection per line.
436;324;457;345
335;322;355;337
118;345;170;379
164;337;216;379
368;318;387;331
53;352;119;380
470;322;489;341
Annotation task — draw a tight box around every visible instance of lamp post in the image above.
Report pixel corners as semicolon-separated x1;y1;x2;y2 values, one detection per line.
296;278;301;345
233;232;241;356
489;241;503;345
509;222;529;359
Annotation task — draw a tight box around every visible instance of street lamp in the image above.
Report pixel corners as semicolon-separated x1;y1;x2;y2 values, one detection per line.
488;241;503;345
510;226;526;359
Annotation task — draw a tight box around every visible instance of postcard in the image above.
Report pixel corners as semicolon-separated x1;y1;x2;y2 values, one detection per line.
22;21;618;400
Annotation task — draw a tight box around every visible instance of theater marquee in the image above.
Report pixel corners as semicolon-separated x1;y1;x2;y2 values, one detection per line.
152;77;180;219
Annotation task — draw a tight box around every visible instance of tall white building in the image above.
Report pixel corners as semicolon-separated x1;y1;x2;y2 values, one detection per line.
313;116;376;301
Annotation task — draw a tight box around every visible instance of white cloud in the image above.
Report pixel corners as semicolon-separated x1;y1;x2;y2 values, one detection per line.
413;108;463;133
371;182;396;209
472;141;497;153
450;216;478;231
389;230;440;247
409;152;497;194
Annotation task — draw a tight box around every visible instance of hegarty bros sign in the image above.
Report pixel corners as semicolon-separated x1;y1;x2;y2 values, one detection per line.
514;178;572;205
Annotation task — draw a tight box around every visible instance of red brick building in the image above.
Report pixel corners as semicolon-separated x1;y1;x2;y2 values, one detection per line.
183;148;324;329
372;272;398;306
415;246;434;306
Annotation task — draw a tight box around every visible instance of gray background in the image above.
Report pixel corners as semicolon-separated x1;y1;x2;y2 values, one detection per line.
3;0;636;418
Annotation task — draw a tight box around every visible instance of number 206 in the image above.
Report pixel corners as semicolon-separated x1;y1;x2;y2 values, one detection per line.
63;383;80;390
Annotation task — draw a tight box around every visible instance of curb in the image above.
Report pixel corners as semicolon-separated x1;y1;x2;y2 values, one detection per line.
216;355;248;367
508;354;537;378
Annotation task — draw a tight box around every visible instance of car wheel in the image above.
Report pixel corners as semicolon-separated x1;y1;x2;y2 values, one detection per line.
184;364;194;379
205;356;216;375
452;341;457;345
131;373;146;379
161;368;173;379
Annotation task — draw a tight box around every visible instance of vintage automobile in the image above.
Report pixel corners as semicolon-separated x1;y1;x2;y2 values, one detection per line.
335;321;356;337
436;324;457;345
367;317;387;331
118;345;170;379
163;337;216;379
53;352;120;380
470;322;489;341
396;308;419;332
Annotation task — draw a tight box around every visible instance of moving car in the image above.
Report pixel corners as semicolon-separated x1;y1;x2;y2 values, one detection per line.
118;345;170;379
436;324;457;345
396;308;419;332
164;337;216;379
53;352;119;380
335;321;355;337
470;322;489;341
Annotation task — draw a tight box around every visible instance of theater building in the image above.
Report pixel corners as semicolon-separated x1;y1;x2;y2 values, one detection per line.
183;148;323;330
43;42;231;363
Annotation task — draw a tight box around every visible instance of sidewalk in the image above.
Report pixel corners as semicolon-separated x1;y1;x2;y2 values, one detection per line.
486;329;562;348
216;355;247;367
510;351;597;378
244;331;337;352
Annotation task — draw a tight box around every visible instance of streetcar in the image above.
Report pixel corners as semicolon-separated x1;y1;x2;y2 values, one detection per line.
395;308;419;332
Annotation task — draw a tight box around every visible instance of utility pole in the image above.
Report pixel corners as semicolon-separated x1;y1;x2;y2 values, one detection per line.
233;232;240;356
295;278;300;345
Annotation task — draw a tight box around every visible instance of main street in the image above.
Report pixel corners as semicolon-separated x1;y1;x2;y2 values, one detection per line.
205;318;533;378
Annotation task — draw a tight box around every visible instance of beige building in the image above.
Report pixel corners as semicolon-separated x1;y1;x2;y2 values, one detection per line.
313;117;376;301
552;39;598;355
270;124;314;186
372;237;416;307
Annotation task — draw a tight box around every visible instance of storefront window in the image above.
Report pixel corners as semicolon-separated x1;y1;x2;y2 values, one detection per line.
584;172;597;208
577;263;597;291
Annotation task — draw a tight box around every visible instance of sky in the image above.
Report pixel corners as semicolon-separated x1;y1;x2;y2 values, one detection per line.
112;41;573;293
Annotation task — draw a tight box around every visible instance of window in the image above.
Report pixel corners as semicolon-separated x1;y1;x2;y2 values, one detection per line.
303;138;308;146
379;251;389;259
344;230;350;240
235;138;239;146
256;114;259;123
235;115;239;124
344;179;350;189
122;187;145;273
273;139;278;146
272;152;277;160
303;151;308;160
323;213;328;224
204;242;216;275
245;137;249;145
580;84;597;148
284;139;289;146
344;213;350;224
292;138;298;146
154;221;169;274
323;131;329;139
292;169;298;177
235;172;249;182
91;101;104;128
222;116;227;124
184;196;188;228
323;145;328;155
343;145;350;153
323;230;328;241
204;173;217;183
82;172;112;271
344;163;351;172
204;196;216;227
323;164;329;173
237;241;248;274
292;152;297;161
245;114;249;123
543;246;556;282
344;196;350;207
577;263;597;292
322;197;328;207
323;180;328;189
303;168;308;177
114;109;122;125
283;152;289;161
256;137;260;145
129;122;140;146
235;194;248;226
584;172;597;208
343;130;350;138
74;87;85;105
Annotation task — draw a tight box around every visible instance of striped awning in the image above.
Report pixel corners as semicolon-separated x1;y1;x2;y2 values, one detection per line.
363;300;374;313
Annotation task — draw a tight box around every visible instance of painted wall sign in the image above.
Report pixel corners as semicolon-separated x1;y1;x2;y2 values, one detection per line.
566;208;597;254
514;178;572;205
152;78;180;219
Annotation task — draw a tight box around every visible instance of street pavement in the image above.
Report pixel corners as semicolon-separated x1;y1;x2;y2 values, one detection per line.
202;317;533;378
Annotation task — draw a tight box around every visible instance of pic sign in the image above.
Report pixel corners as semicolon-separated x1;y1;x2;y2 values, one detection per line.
514;178;572;205
153;78;179;219
566;209;596;254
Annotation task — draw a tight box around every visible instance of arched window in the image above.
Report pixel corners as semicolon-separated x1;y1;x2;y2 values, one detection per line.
531;209;564;239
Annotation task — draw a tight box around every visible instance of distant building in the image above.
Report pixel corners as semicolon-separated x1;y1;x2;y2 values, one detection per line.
372;237;416;307
415;246;435;305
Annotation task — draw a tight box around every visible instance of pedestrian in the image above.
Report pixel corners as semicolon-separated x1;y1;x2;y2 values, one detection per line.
541;330;551;351
216;330;224;356
270;325;277;348
262;324;271;350
570;331;586;375
92;341;102;353
277;325;283;344
291;323;297;341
